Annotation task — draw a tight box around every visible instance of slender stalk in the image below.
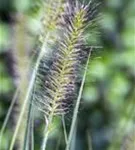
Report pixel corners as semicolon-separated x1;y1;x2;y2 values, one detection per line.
71;120;77;150
62;115;68;144
87;129;93;150
0;88;19;148
31;124;34;150
41;113;53;150
23;105;35;150
9;33;50;150
55;136;61;150
23;79;36;150
65;50;91;150
31;107;35;150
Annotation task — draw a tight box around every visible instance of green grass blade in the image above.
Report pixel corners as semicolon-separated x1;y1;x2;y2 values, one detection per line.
65;49;92;150
0;88;19;149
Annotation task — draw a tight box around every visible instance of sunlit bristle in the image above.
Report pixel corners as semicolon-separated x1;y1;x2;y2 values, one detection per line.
34;0;99;117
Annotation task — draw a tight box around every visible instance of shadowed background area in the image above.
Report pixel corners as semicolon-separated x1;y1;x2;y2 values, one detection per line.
0;0;135;150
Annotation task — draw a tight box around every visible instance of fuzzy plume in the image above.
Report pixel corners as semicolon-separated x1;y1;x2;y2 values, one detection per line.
34;0;99;117
39;0;65;44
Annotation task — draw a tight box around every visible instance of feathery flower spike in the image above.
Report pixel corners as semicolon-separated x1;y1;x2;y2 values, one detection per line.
33;1;99;149
35;0;99;118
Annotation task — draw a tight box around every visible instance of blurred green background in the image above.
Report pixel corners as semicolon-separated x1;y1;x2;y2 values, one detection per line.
0;0;135;150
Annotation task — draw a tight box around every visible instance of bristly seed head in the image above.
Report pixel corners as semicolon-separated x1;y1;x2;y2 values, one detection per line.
34;0;99;117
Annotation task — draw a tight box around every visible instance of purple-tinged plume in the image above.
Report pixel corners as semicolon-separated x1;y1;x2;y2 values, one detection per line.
34;0;99;117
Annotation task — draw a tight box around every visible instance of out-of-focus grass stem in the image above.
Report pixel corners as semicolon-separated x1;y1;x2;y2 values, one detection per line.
9;32;50;150
0;88;19;148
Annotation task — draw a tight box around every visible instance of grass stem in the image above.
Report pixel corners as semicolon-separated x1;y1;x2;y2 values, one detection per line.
9;33;50;150
65;49;91;150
